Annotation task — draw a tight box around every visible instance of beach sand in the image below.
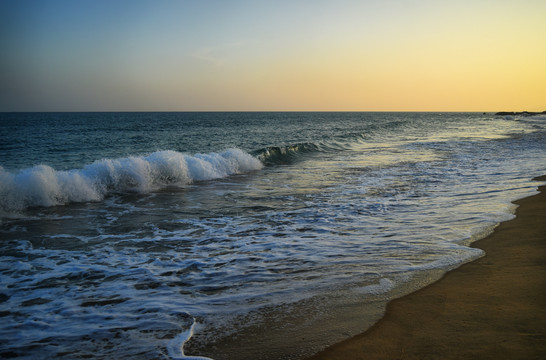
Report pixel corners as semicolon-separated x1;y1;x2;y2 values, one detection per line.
307;176;546;360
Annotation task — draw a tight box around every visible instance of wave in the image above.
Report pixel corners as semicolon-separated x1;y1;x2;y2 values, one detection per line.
0;149;262;216
253;142;323;165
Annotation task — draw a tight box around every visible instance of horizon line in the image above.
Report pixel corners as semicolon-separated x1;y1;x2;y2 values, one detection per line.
2;110;544;114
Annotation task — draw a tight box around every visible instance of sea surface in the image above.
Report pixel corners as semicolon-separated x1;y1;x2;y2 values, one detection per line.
1;112;545;359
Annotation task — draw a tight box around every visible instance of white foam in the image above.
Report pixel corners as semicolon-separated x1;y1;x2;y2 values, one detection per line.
354;278;395;295
167;318;215;360
0;149;263;216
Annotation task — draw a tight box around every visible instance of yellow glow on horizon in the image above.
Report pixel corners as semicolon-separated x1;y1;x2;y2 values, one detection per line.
175;5;546;111
173;1;546;112
180;39;546;112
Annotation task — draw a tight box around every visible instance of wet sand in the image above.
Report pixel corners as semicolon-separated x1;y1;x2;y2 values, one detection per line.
308;176;546;360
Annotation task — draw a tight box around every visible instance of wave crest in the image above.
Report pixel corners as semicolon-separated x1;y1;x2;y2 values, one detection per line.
254;143;322;165
0;149;262;216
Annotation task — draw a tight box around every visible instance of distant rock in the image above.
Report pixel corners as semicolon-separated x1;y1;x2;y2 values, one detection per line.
495;111;546;116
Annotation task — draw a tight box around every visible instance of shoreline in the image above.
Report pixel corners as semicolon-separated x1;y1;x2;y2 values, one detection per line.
307;175;546;360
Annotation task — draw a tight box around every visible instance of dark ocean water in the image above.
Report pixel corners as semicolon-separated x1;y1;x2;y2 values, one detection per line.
1;112;545;359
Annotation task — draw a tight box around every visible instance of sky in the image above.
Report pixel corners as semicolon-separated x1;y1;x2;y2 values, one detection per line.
1;0;545;112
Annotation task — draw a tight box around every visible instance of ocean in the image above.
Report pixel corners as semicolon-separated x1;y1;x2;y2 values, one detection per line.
1;112;545;359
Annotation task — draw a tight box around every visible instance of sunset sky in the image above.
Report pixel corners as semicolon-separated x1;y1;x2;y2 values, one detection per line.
1;0;545;112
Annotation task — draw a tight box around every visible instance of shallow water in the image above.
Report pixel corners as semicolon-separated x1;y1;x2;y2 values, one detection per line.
1;112;545;359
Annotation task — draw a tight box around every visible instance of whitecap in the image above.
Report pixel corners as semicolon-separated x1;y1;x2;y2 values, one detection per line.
0;149;263;216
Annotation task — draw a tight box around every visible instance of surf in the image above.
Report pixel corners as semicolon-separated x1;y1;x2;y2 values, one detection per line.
0;148;262;217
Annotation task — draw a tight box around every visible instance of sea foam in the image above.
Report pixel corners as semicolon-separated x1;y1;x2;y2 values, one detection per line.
0;149;262;216
167;318;214;360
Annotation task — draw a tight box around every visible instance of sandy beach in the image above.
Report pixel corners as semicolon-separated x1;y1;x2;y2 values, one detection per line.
308;176;546;360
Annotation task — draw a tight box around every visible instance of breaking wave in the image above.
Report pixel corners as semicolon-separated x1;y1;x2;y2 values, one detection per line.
0;149;262;216
254;142;325;165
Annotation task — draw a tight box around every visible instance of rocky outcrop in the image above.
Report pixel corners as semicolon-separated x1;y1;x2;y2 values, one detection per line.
495;111;546;116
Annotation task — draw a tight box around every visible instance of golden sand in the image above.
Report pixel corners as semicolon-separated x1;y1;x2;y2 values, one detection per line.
308;176;546;360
